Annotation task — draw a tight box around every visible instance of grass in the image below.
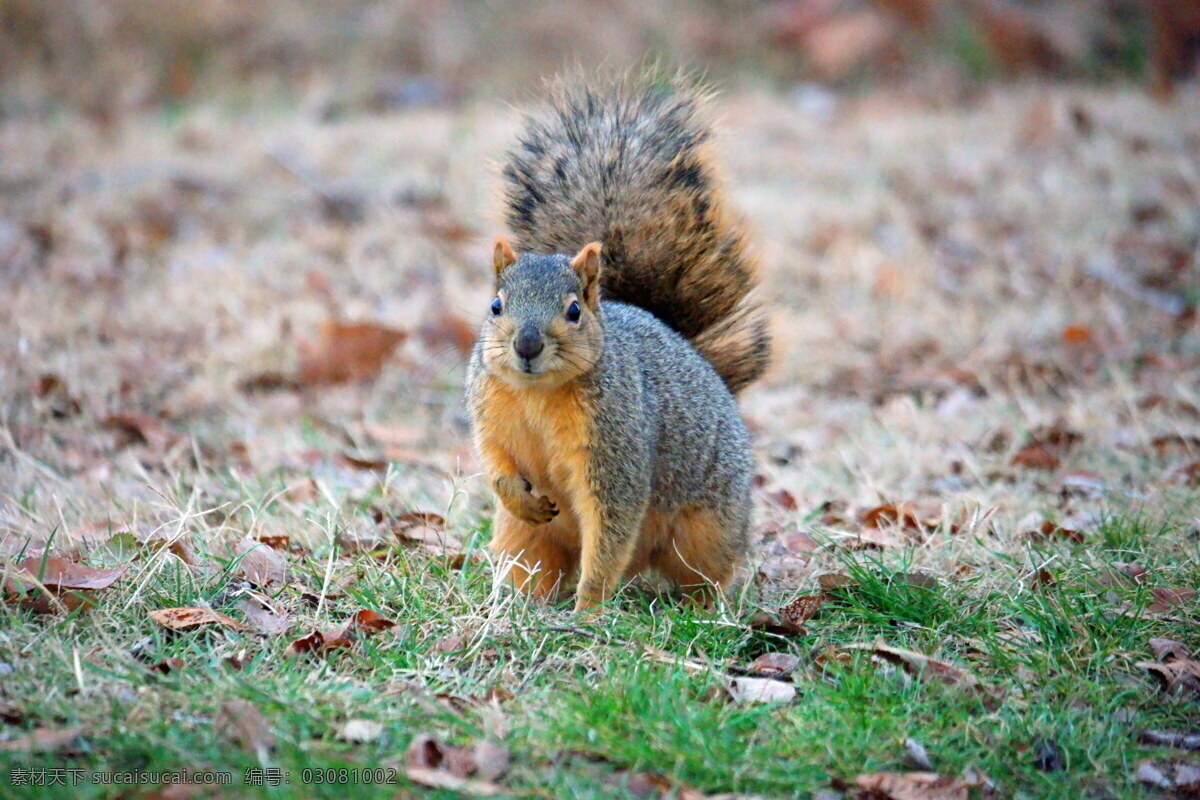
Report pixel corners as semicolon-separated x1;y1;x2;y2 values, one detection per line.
2;58;1198;798
1;496;1197;798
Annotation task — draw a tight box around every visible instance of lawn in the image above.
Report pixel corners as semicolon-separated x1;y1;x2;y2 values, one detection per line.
2;80;1199;799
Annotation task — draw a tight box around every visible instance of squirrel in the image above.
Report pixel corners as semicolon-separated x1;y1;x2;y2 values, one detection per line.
465;72;770;613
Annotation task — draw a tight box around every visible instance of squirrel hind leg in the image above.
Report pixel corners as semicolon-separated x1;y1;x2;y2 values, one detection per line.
651;506;745;604
490;509;575;602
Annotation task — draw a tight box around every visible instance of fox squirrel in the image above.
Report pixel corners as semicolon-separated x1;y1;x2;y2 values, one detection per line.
465;73;770;613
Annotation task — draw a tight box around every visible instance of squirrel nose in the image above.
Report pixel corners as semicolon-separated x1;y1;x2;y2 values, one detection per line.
514;329;545;361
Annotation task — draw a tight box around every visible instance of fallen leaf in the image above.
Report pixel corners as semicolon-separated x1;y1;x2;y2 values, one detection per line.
851;771;968;800
148;657;185;674
235;596;292;637
148;607;249;632
405;733;508;795
780;593;825;629
845;642;981;691
726;677;796;704
0;726;84;753
225;538;288;589
9;557;126;595
1134;759;1200;793
1011;444;1060;470
746;652;800;679
1149;587;1196;612
284;608;396;657
1151;638;1192;661
1138;657;1200;697
1139;730;1200;751
340;719;384;743
418;315;477;357
1025;519;1085;544
214;699;274;761
103;413;183;451
298;320;407;386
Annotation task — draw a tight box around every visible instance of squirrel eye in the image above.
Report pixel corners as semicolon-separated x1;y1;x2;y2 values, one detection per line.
491;297;503;316
566;300;581;322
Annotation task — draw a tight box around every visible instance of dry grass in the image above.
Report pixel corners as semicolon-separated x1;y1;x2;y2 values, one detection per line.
1;78;1199;797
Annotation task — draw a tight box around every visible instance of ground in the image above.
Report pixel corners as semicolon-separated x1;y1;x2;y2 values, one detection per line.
1;81;1198;799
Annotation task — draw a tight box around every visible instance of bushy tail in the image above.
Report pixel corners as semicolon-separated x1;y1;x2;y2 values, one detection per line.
501;71;770;393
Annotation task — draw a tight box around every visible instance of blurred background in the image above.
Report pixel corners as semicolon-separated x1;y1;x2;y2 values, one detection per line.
2;0;1199;117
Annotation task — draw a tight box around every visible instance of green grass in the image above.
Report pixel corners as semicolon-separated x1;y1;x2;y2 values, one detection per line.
2;505;1197;799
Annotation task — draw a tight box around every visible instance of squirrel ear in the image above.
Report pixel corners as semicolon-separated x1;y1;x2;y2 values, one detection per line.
493;236;517;280
570;242;602;308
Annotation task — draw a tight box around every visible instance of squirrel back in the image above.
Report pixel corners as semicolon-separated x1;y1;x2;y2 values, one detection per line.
501;72;770;393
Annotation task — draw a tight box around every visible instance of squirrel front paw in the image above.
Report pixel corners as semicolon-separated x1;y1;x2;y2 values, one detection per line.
494;476;559;525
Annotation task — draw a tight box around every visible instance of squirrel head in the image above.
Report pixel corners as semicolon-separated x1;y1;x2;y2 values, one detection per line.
479;237;604;387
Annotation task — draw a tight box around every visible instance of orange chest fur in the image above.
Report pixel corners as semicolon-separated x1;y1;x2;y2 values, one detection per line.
478;376;593;498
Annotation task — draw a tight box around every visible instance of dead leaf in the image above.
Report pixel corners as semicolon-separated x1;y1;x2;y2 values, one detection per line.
213;699;274;761
418;315;477;357
225;538;287;589
12;556;126;591
818;573;853;591
1139;730;1200;751
780;593;825;629
1025;519;1085;544
340;719;384;743
1150;638;1191;662
1138;657;1200;697
1149;587;1196;612
845;642;981;691
103;413;182;451
1011;444;1060;470
235;595;291;637
746;652;800;679
1134;759;1200;794
284;608;396;657
727;676;796;704
405;733;508;795
148;657;185;674
298;320;407;386
149;607;249;632
0;726;84;753
851;771;968;800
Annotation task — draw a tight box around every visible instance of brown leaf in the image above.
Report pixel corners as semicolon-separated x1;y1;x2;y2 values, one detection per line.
1011;444;1060;470
1151;638;1192;662
780;593;825;629
1025;519;1085;544
235;595;292;637
213;699;274;760
1138;657;1200;697
1149;587;1196;612
746;652;800;679
148;607;249;632
818;573;854;591
405;733;508;795
226;538;288;589
852;771;969;800
0;726;84;753
1134;759;1200;793
846;643;980;690
418;315;477;357
12;557;126;591
103;412;182;451
148;657;185;675
1139;730;1200;752
284;608;396;657
297;320;407;386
